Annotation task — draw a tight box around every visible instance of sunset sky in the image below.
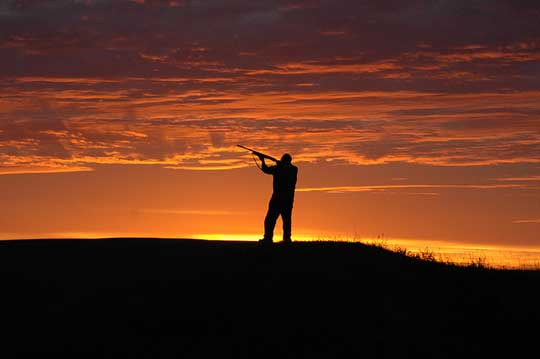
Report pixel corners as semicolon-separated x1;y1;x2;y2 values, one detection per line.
1;1;539;258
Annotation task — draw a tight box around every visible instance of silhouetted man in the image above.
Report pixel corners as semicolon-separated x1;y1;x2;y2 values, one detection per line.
258;153;298;244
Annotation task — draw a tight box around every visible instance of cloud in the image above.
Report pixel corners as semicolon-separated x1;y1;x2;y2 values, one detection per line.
141;208;246;216
1;88;540;172
497;176;540;182
165;164;247;171
246;61;400;75
0;164;93;175
513;219;540;224
297;183;523;193
1;1;539;173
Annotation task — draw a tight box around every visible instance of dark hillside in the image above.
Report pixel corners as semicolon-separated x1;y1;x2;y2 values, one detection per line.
1;239;538;358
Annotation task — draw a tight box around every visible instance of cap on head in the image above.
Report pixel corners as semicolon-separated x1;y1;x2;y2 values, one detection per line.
281;153;292;164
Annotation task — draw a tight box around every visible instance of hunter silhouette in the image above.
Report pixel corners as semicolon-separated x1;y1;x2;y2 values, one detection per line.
258;153;298;244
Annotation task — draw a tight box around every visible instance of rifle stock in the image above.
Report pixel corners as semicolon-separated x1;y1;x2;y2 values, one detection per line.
237;145;278;162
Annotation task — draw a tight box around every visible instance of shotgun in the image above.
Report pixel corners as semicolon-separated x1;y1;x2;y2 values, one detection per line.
237;145;279;162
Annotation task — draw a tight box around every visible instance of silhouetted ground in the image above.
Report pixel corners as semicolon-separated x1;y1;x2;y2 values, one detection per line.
1;239;538;358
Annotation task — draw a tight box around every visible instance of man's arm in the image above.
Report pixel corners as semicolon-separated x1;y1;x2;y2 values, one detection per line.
260;157;276;175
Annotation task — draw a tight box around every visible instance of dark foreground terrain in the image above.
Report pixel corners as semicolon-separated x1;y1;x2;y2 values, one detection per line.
1;239;539;358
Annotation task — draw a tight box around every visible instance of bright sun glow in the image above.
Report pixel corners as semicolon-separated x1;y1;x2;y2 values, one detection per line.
2;230;539;269
191;233;540;269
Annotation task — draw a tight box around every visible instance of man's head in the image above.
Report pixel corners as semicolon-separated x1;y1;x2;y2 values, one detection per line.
281;153;292;164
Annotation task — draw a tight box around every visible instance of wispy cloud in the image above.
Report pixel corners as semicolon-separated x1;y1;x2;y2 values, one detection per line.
497;176;540;182
0;165;93;175
297;184;522;193
513;219;540;224
246;61;399;75
1;88;539;173
141;208;246;216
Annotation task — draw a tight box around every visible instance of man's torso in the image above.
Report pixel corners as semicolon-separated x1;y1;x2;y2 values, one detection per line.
272;164;297;201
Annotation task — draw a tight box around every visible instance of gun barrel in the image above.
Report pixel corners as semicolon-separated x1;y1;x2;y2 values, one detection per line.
237;144;255;152
237;144;278;162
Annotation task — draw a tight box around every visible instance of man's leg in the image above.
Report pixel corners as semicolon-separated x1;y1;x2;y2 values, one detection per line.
281;204;293;243
263;199;280;242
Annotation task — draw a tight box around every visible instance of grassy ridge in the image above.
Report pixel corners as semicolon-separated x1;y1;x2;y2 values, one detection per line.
1;239;538;357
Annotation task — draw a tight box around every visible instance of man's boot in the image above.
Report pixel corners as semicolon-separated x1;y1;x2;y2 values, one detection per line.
258;237;273;245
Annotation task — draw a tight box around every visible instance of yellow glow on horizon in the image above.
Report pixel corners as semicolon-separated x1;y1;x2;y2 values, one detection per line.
192;233;540;269
2;231;539;269
191;233;319;242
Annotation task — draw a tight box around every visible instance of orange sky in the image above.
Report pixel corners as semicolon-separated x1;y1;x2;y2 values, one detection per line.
1;1;539;259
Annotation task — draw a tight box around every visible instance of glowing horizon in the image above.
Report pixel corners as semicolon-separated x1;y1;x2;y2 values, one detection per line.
2;230;539;269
